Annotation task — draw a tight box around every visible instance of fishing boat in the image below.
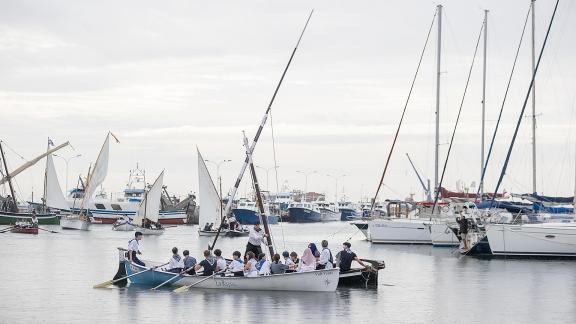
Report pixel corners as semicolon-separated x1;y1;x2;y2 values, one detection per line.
197;149;227;236
131;171;166;236
317;202;340;222
9;220;38;235
287;202;321;223
62;133;116;231
338;201;359;221
0;140;70;225
232;199;279;225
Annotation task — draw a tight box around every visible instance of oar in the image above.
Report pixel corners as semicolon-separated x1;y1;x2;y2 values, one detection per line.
38;227;59;234
93;262;169;289
0;227;15;233
173;270;225;293
151;267;193;291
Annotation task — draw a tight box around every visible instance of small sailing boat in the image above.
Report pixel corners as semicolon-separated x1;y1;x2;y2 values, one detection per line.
197;149;227;236
0;140;70;225
131;171;166;235
61;133;115;230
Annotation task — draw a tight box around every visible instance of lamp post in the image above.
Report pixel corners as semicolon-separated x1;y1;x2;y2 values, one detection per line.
256;165;280;192
296;170;317;202
53;153;82;192
205;159;232;217
326;174;346;203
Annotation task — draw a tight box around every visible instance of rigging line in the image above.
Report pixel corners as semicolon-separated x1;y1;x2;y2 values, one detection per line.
269;109;286;250
489;0;561;209
477;4;532;197
1;141;27;161
431;20;485;215
369;9;437;213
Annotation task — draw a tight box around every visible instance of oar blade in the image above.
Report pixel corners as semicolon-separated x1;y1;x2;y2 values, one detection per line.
93;280;113;289
173;285;190;293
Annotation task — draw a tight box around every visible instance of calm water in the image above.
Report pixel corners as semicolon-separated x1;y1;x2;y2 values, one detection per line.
0;222;574;324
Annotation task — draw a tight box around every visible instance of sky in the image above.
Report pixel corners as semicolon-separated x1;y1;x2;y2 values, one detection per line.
1;0;575;205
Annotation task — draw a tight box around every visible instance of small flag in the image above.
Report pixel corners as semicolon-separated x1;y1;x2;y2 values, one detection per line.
48;138;54;146
109;132;120;143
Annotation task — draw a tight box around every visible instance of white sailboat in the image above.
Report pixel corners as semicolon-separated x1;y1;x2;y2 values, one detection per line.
132;171;165;235
44;154;70;212
197;149;227;236
61;133;113;230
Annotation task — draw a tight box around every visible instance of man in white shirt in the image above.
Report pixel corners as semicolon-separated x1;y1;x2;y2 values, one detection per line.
128;232;145;266
317;240;333;270
245;223;267;257
213;249;227;273
167;247;185;273
282;251;294;267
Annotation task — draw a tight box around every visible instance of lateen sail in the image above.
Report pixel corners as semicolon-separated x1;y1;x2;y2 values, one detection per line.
45;154;70;210
133;171;164;225
0;142;70;185
197;149;221;228
81;135;110;210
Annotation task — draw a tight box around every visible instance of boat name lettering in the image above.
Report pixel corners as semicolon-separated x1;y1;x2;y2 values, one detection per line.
215;280;236;288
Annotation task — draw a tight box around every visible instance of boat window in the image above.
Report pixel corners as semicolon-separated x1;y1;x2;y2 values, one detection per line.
95;203;106;210
239;203;246;207
111;204;122;211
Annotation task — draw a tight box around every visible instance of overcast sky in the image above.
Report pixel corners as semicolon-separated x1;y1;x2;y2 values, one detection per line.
1;0;575;204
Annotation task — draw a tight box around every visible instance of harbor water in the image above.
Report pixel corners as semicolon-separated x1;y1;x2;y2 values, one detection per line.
0;222;575;323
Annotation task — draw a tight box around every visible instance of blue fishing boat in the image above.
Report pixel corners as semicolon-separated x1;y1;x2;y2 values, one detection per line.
337;202;358;221
288;202;321;223
232;199;279;225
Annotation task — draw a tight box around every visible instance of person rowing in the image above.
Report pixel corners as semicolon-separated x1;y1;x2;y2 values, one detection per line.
128;232;145;266
166;247;185;273
194;250;216;276
337;242;368;272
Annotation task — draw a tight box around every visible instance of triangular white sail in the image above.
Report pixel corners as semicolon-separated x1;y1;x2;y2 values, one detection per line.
44;154;70;210
134;171;164;225
81;134;110;209
197;148;222;228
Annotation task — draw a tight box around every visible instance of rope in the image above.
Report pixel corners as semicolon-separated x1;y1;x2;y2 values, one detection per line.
431;20;485;215
269;109;286;250
477;4;532;197
489;0;560;208
369;9;438;213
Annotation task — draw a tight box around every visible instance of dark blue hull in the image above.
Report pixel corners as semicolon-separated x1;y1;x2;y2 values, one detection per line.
339;208;358;221
288;207;321;223
463;235;492;257
232;209;278;225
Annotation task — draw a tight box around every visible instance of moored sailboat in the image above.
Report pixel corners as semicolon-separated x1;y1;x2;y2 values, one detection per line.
131;171;166;235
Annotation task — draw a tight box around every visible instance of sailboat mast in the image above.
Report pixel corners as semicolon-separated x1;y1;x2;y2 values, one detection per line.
435;4;442;193
43;138;50;212
531;0;537;194
243;133;274;257
0;142;18;212
480;10;488;196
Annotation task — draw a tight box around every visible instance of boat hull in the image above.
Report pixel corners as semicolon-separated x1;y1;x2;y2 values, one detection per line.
10;226;38;235
60;217;91;230
339;208;358;221
226;229;249;237
89;210;187;225
319;209;340;222
351;221;369;239
134;226;165;235
288;207;321;223
429;222;460;247
486;223;576;257
198;229;229;236
367;219;432;244
112;223;136;231
124;260;339;292
231;208;279;225
0;212;59;225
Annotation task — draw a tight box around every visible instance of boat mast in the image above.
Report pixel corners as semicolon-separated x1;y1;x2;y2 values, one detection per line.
42;138;50;213
243;132;274;257
435;4;442;193
0;142;18;212
531;0;537;194
480;10;488;196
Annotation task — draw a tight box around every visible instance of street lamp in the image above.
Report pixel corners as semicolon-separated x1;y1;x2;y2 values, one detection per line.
256;165;280;192
205;159;232;217
53;153;82;192
326;174;346;203
296;170;317;202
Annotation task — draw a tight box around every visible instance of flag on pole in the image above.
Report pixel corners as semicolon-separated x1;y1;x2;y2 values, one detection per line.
48;138;54;146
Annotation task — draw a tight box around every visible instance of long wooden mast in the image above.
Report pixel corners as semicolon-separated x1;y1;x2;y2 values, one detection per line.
0;142;18;212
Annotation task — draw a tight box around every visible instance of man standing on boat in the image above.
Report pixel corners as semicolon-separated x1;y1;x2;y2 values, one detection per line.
456;213;469;250
317;240;333;270
31;211;38;228
128;232;145;266
245;222;268;257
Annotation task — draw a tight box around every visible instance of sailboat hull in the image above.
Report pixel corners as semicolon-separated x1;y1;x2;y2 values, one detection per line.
60;217;91;231
367;219;432;244
112;223;136;231
0;212;59;225
134;226;165;235
429;222;460;246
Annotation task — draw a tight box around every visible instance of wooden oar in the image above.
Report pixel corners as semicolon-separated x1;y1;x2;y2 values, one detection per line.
150;267;193;291
173;270;225;293
93;262;169;289
0;227;15;233
38;227;59;234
